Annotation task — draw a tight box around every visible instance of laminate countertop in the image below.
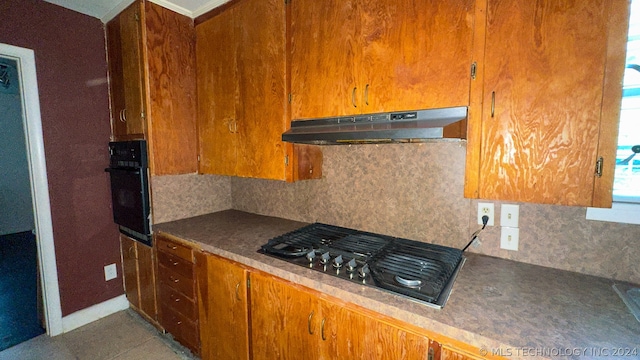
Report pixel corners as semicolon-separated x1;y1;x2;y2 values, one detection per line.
154;210;640;360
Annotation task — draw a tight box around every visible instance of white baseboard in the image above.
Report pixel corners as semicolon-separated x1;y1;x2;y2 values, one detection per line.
61;294;129;333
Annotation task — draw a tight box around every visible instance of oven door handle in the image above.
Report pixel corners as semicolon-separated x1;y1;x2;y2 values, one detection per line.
104;167;141;175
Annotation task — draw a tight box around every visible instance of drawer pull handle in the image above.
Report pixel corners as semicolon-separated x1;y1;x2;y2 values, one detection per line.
171;261;179;266
321;318;326;341
170;276;179;283
167;244;177;250
352;87;357;108
307;311;315;335
235;283;241;301
176;320;182;325
364;84;369;106
491;91;496;118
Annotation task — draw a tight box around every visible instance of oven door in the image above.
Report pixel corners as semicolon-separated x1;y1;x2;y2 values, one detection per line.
105;167;151;241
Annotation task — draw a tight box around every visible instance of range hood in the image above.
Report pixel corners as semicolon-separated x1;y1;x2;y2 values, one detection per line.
282;107;467;145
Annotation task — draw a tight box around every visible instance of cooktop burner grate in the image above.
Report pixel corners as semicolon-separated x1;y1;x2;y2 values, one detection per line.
370;239;463;303
259;223;465;309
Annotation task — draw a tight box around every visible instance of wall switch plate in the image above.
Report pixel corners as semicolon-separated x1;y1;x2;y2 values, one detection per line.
500;227;519;251
104;263;117;281
500;204;520;227
477;202;494;226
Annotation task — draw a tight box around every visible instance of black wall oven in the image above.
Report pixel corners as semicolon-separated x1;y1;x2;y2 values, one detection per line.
105;140;152;246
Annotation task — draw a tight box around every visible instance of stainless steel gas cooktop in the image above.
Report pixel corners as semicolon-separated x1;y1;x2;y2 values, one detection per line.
259;223;465;309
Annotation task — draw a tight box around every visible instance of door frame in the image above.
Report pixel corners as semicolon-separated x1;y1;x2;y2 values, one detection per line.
0;43;63;336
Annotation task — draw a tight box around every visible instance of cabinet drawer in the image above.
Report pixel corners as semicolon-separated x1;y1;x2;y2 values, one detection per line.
160;303;199;354
159;283;197;320
157;251;194;279
158;264;195;297
156;236;193;262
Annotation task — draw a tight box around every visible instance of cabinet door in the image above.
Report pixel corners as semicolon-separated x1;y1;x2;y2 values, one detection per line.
359;0;475;114
235;0;287;179
478;0;611;205
196;8;238;176
290;0;360;119
120;235;139;307
136;242;157;320
324;303;432;360
250;272;323;360
197;253;250;360
106;1;145;139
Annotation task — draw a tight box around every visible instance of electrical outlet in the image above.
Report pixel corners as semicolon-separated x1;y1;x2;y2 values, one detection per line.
477;202;494;226
104;263;117;281
500;227;519;251
500;204;520;227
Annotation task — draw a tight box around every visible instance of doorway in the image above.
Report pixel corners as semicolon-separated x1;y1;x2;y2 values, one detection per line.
0;56;44;350
0;43;63;344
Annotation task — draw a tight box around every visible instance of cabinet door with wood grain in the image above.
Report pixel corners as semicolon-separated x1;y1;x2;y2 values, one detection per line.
234;0;287;179
290;0;360;119
358;0;475;114
196;7;238;176
197;253;250;360
106;1;146;139
476;0;622;206
250;271;323;360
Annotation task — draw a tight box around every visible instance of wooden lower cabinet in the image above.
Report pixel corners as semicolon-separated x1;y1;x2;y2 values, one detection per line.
155;234;199;355
196;252;250;360
250;271;433;360
120;235;158;323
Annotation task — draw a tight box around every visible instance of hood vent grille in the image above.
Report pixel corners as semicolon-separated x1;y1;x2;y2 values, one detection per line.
282;107;467;145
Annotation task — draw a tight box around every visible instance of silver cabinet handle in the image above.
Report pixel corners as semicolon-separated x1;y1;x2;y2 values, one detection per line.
352;87;357;108
235;282;241;301
227;118;234;133
233;119;238;133
122;108;127;122
491;91;495;118
364;84;369;106
119;109;126;122
307;311;315;334
321;318;326;341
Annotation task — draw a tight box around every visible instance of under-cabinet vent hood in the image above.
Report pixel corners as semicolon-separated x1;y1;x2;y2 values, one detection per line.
282;107;467;145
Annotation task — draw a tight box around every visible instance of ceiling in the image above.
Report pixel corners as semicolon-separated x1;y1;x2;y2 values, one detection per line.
43;0;230;22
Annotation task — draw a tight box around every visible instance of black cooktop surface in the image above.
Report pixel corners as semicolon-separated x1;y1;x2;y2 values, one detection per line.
259;223;465;308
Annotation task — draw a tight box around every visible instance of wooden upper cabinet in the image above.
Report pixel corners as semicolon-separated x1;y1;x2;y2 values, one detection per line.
196;7;238;176
106;0;198;175
465;0;629;206
290;0;475;120
107;1;146;139
196;0;321;181
359;0;475;114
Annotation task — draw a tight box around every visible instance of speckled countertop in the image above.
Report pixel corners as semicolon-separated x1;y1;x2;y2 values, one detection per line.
154;210;640;360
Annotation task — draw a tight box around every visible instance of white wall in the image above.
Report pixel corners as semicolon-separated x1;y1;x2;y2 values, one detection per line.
0;57;34;235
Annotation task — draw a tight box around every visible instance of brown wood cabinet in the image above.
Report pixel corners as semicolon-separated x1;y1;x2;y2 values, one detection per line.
120;235;158;323
464;0;629;207
106;0;198;175
250;271;436;360
156;234;199;354
196;0;321;181
196;252;250;360
289;0;476;120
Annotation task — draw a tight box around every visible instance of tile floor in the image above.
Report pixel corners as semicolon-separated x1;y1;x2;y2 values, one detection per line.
0;310;197;360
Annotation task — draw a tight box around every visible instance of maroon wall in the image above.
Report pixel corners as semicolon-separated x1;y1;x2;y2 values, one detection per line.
0;0;123;316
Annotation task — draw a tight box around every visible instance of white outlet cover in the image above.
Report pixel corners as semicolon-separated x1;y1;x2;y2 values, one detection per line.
500;227;519;251
104;263;117;281
500;204;520;227
477;202;495;226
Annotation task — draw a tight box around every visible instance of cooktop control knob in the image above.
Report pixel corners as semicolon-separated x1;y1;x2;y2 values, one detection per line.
306;250;316;263
358;264;370;279
320;252;331;265
332;255;344;269
346;258;357;272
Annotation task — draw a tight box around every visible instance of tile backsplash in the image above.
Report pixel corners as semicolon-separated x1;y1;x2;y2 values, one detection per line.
150;143;639;284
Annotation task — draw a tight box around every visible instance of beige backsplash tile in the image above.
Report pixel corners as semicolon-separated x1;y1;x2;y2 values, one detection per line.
150;173;232;224
232;142;640;284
